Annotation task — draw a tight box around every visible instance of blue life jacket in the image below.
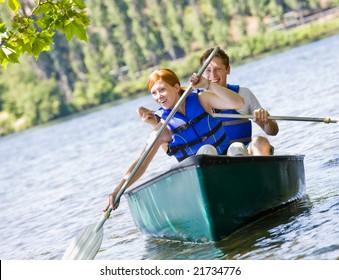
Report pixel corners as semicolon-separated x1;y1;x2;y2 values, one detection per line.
213;84;252;145
155;90;229;162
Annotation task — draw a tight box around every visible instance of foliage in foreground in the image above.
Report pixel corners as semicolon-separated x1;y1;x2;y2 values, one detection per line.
0;0;89;68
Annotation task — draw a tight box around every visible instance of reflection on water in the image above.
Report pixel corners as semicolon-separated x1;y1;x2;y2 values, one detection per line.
139;196;313;260
218;196;313;260
0;35;338;260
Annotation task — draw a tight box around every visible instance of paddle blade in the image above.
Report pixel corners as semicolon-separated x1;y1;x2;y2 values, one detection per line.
62;223;103;260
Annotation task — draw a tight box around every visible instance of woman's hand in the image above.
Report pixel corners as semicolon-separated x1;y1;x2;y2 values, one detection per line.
103;189;120;212
190;73;209;89
137;106;158;127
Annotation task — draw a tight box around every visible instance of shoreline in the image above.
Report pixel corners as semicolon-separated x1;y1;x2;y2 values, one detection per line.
1;17;339;137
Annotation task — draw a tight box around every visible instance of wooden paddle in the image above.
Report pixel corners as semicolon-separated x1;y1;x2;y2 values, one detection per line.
212;113;338;124
62;46;220;260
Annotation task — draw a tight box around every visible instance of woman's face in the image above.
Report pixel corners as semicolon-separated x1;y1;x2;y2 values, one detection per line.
150;80;180;109
203;57;230;87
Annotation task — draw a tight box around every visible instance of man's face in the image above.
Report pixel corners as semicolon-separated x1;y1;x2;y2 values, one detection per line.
203;57;230;87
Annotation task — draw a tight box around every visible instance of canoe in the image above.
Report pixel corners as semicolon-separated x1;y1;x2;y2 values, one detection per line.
124;154;306;242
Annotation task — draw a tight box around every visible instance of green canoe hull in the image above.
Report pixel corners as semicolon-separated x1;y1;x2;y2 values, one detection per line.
125;155;306;242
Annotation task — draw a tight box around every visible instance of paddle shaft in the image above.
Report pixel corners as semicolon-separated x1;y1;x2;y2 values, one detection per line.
95;47;220;231
212;113;338;124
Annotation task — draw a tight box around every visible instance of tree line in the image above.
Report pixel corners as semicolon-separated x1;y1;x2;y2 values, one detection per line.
1;0;339;135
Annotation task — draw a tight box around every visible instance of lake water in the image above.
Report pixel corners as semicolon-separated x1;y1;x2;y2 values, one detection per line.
0;35;338;260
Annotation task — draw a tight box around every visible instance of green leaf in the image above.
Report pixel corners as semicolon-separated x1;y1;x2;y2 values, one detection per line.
37;30;54;50
34;2;55;14
32;38;50;59
36;16;55;29
0;22;6;33
64;20;87;41
0;59;9;68
0;46;19;68
0;48;8;68
72;0;87;10
8;0;20;13
7;51;19;63
74;12;90;26
20;39;32;54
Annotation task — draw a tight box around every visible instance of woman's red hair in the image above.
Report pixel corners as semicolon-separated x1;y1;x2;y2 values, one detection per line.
147;68;185;94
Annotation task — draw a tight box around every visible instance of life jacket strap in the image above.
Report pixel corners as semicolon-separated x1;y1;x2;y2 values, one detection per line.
174;132;227;162
171;112;209;134
167;122;224;157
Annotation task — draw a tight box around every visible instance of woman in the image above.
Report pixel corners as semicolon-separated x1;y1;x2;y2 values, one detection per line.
104;68;243;211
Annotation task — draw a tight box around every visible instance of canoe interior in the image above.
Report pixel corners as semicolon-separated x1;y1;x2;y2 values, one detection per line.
125;155;306;242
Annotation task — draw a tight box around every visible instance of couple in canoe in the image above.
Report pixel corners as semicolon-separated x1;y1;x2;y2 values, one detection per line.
104;48;279;211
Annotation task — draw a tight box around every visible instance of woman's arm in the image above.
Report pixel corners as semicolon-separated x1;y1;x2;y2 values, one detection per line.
190;73;244;113
137;107;170;152
103;125;171;211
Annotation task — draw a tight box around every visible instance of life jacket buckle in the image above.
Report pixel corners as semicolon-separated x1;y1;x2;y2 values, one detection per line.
199;136;208;143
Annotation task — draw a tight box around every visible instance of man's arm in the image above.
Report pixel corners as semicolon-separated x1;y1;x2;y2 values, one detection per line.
240;87;279;136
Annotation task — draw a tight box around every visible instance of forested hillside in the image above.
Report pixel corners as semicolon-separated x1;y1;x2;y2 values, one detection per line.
1;0;339;135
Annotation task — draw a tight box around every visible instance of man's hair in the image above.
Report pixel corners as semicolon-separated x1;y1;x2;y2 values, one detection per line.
200;48;230;68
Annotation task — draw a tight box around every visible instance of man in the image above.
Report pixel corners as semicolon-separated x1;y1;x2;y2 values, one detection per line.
199;48;278;156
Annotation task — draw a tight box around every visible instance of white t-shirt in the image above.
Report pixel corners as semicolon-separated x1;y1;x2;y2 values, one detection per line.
236;87;262;114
